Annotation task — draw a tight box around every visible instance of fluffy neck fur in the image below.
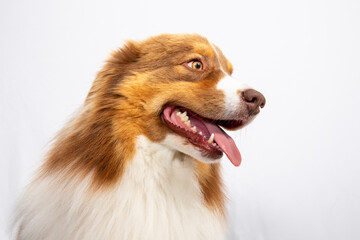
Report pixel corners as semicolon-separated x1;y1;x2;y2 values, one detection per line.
14;135;226;240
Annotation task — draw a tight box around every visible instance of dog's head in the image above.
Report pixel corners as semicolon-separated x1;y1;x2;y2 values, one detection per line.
87;33;265;168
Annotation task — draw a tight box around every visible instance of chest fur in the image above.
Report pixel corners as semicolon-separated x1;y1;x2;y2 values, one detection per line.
15;136;225;240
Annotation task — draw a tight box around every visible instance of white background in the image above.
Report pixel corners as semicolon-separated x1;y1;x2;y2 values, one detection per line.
1;0;360;239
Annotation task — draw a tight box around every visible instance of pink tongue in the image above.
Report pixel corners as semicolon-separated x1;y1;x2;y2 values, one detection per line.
204;121;242;166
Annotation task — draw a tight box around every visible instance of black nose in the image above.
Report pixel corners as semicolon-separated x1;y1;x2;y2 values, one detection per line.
242;89;266;114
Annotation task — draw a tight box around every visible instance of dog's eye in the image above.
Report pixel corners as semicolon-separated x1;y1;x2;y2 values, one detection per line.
187;60;203;71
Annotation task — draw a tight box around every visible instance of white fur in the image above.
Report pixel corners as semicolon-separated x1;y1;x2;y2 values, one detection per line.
216;75;250;117
210;41;251;118
12;135;225;240
161;133;222;164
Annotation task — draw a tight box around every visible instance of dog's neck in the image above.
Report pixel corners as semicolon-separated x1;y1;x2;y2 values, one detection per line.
125;135;201;197
15;135;226;240
111;135;226;239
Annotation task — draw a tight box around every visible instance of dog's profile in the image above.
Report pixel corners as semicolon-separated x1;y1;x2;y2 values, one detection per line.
12;34;265;240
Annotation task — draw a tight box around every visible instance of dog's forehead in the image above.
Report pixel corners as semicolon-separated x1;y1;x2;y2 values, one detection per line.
140;34;210;55
140;34;231;72
184;35;233;74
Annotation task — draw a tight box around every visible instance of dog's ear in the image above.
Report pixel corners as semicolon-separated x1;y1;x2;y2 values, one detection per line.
109;41;141;66
105;40;141;80
88;41;141;98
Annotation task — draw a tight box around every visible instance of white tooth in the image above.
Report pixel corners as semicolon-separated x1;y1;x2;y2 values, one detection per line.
212;143;217;147
176;111;181;116
185;120;191;127
180;115;188;121
199;131;203;136
180;115;189;123
191;126;197;132
208;133;214;143
181;111;187;117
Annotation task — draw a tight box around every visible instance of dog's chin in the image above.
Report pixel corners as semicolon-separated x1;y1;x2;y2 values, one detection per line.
161;134;223;164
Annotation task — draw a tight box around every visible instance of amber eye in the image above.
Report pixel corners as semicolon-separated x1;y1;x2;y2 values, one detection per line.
187;60;203;71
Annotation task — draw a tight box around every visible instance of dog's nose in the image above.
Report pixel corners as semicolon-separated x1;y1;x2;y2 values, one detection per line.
242;89;266;114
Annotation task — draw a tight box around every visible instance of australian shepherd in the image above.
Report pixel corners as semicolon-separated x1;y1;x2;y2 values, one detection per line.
12;34;265;240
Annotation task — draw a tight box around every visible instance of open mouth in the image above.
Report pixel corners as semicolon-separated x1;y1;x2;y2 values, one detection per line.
161;105;243;166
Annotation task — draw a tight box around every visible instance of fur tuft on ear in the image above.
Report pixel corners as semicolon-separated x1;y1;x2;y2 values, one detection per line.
109;41;141;66
86;41;141;100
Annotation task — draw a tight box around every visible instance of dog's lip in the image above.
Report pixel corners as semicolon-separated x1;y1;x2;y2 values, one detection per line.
161;105;242;166
162;105;247;130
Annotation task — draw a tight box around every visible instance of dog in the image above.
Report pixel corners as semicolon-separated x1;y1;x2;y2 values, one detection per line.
11;34;265;240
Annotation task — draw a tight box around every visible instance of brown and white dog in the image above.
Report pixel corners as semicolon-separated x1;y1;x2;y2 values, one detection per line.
12;34;265;240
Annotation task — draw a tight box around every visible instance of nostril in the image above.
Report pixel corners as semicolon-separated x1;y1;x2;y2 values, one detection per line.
260;98;266;108
246;94;258;103
242;89;258;103
242;89;266;109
